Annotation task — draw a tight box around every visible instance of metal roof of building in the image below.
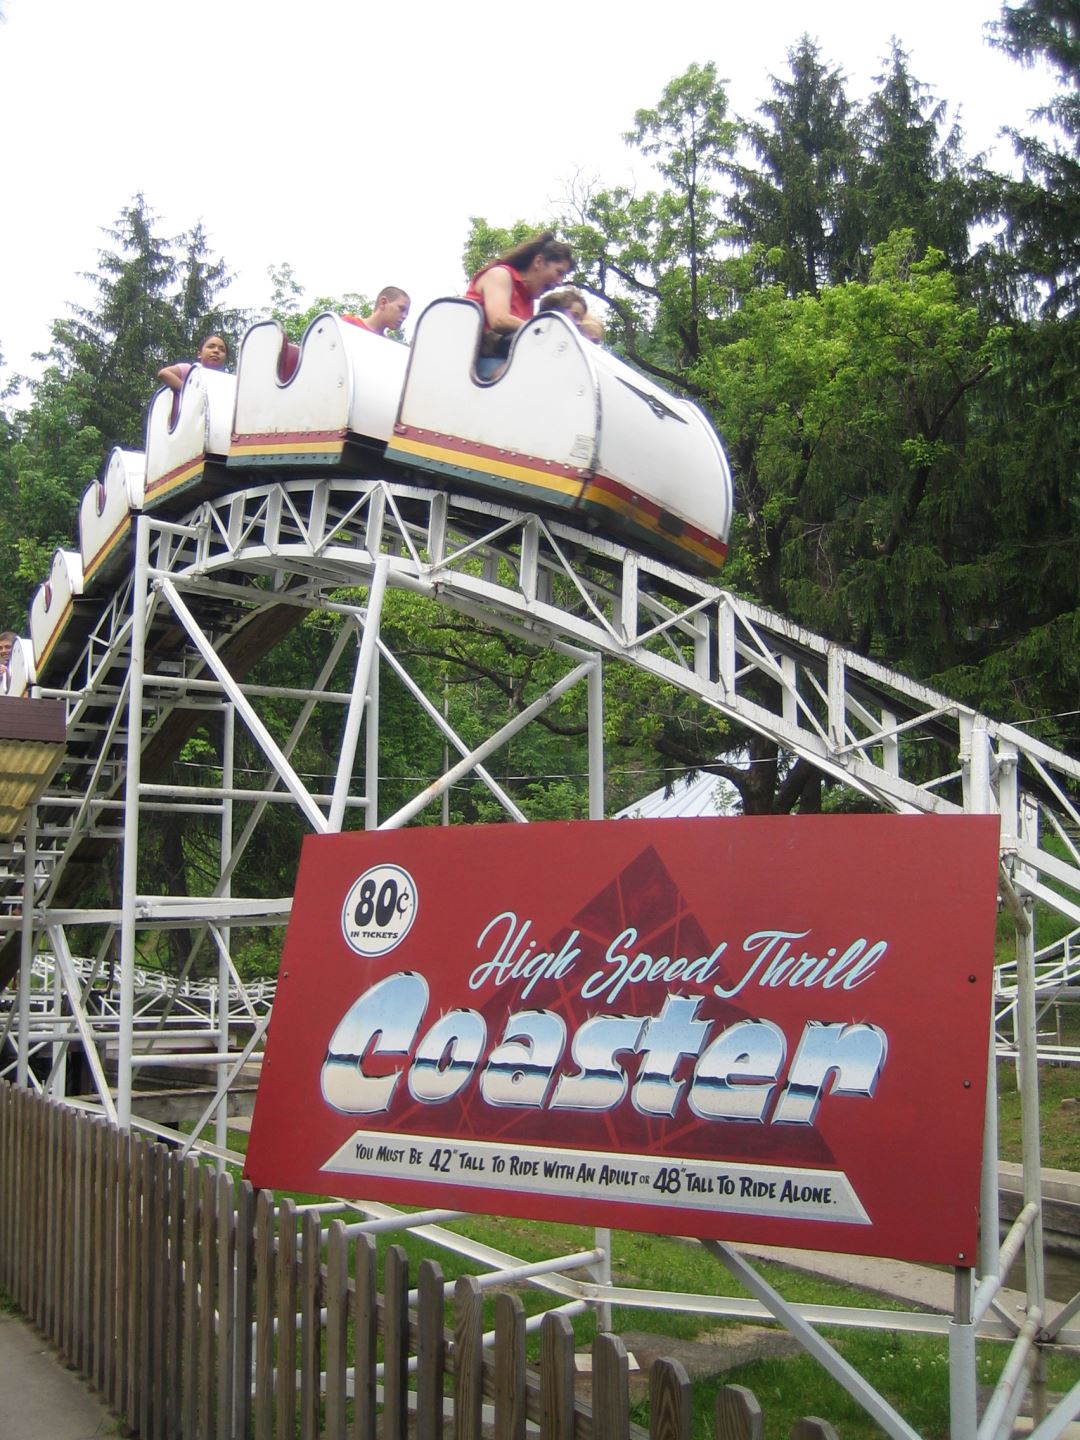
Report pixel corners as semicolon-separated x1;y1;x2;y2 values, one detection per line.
0;696;66;841
615;769;736;820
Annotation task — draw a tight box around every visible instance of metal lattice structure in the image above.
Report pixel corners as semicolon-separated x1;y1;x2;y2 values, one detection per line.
3;474;1080;1440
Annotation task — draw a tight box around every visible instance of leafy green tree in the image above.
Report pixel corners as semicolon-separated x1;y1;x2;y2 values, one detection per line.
0;200;239;627
0;361;103;626
704;233;998;667
562;63;738;383
264;262;371;342
460;218;548;282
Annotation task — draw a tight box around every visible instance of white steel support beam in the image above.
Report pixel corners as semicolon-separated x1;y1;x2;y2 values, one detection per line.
16;810;36;1089
8;473;1080;1439
980;1024;1001;1283
214;617;358;891
587;656;604;824
118;514;151;1127
47;926;118;1124
704;1240;921;1440
217;704;235;1166
365;624;380;830
379;660;595;831
1016;904;1048;1424
1025;1379;1080;1440
950;1268;977;1440
156;577;329;834
376;642;526;823
586;653;611;1330
329;556;389;832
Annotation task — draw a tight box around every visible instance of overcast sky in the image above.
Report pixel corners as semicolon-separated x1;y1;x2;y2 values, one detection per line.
0;0;1057;388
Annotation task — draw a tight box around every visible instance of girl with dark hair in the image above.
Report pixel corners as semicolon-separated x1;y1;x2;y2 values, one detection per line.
464;232;573;372
157;333;230;393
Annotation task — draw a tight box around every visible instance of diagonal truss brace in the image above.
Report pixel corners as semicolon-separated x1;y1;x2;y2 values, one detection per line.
703;1239;922;1440
156;577;329;834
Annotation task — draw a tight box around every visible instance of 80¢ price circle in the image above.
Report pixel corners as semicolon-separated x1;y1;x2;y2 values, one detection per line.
341;864;417;957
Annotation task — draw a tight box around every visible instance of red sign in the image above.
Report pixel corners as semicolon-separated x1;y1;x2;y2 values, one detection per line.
245;816;999;1266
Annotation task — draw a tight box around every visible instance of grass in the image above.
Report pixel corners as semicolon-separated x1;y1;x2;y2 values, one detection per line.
192;1079;1080;1440
997;1058;1080;1170
232;1175;1079;1440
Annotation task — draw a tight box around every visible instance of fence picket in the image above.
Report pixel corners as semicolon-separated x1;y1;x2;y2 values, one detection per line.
0;1088;9;1296
299;1209;321;1440
454;1274;484;1440
593;1333;630;1440
125;1135;144;1429
233;1179;256;1440
112;1130;131;1415
166;1149;186;1440
649;1357;690;1440
138;1142;157;1440
84;1116;100;1380
494;1290;526;1440
96;1121;111;1397
42;1100;56;1341
86;1111;100;1382
28;1093;41;1327
22;1091;33;1319
61;1103;71;1350
353;1232;378;1440
0;1089;7;1296
540;1312;576;1440
148;1145;167;1440
715;1384;764;1440
275;1196;298;1440
182;1157;202;1440
200;1164;219;1439
790;1420;841;1440
218;1172;237;1440
384;1244;410;1440
253;1191;276;1440
103;1128;120;1399
16;1089;25;1312
416;1258;446;1440
67;1104;79;1362
323;1221;348;1440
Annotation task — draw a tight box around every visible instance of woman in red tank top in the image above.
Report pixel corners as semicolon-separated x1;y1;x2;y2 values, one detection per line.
465;232;573;371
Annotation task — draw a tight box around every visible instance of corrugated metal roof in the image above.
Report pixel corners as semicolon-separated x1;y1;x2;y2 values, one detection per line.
0;698;66;840
615;769;737;820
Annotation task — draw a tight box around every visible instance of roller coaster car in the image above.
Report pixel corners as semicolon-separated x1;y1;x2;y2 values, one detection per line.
385;300;734;576
143;365;236;511
79;447;146;587
229;313;409;470
0;636;35;699
29;549;86;680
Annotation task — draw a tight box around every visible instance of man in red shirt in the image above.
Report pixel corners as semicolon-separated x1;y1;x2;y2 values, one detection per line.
343;287;410;337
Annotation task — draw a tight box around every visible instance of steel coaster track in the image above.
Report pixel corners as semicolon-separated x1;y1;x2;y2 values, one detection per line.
3;473;1079;1440
5;472;1080;1036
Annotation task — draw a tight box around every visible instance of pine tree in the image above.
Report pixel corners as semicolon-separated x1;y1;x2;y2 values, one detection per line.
860;41;983;273
48;194;183;448
990;0;1080;315
726;37;864;297
174;221;240;357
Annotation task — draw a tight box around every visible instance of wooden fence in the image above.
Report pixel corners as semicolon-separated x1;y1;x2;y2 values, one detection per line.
0;1081;840;1439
